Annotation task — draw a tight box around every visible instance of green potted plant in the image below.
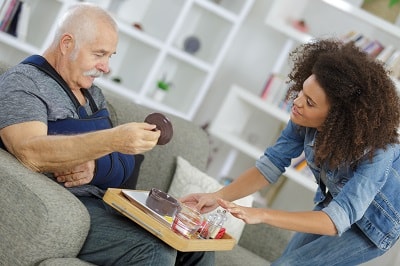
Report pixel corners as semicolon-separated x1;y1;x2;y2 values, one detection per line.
389;0;400;7
153;74;173;102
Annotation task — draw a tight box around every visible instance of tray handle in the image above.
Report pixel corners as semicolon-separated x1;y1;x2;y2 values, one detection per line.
111;202;164;238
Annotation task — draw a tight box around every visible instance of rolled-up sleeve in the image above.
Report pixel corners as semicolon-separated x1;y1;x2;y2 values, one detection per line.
255;120;306;184
322;201;352;235
256;155;285;184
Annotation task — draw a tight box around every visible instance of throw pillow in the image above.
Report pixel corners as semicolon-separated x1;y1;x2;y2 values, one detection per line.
168;156;254;241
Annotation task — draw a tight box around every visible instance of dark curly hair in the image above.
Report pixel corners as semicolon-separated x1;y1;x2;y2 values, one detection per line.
286;39;400;168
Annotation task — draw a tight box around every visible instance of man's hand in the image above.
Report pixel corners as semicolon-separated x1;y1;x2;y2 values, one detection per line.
112;122;161;154
54;160;95;187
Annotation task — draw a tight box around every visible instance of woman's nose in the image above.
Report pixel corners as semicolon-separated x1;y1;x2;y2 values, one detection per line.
293;95;303;107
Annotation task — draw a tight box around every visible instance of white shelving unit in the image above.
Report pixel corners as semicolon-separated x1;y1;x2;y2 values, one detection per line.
208;84;318;192
207;0;400;192
266;0;400;43
0;0;254;121
265;0;400;80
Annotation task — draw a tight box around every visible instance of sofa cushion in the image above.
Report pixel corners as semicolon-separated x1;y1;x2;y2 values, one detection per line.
215;244;268;266
168;156;253;241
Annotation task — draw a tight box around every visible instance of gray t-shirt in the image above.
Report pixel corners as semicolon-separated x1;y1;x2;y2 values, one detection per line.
0;63;108;197
0;63;107;128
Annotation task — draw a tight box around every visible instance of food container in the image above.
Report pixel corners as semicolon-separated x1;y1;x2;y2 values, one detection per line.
145;188;180;217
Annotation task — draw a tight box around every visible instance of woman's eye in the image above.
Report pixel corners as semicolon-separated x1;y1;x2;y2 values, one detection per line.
306;99;314;106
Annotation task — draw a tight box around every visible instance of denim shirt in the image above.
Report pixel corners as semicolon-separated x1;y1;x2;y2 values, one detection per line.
256;120;400;251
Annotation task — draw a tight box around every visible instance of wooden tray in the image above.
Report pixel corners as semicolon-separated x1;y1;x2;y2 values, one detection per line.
103;188;236;252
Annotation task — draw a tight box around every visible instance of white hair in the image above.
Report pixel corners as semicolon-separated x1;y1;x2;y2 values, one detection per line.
51;3;118;53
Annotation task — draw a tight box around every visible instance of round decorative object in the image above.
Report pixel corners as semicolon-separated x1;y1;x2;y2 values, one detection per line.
144;112;173;145
183;36;201;54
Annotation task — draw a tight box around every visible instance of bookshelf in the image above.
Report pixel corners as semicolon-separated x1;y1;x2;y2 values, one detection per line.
264;0;400;83
0;0;255;121
208;84;318;192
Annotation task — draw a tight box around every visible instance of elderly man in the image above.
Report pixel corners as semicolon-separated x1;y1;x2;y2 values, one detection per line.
0;3;213;265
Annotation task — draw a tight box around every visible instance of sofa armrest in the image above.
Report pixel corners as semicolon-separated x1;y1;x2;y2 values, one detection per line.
0;149;90;265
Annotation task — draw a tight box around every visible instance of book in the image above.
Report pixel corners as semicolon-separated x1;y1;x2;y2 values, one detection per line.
386;50;400;78
260;73;286;104
260;73;274;99
363;40;384;58
15;0;29;40
376;45;395;64
0;0;13;26
5;0;21;36
354;35;370;49
0;0;18;32
340;30;357;43
294;159;307;171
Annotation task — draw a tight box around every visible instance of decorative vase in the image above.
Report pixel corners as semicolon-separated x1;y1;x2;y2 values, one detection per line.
153;89;167;102
153;79;172;102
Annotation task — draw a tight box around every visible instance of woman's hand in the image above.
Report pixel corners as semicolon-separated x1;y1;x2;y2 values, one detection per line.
179;192;220;214
219;198;338;235
218;198;266;224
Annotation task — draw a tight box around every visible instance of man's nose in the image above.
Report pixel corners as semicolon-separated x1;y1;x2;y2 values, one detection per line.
97;60;110;74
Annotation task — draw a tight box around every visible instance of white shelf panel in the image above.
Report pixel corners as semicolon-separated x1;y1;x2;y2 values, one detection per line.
194;0;237;22
322;0;400;38
168;48;211;72
209;127;317;192
231;85;290;123
116;21;164;50
209;85;317;192
264;19;313;44
209;128;263;159
266;0;400;44
284;167;318;192
0;32;39;55
95;78;140;101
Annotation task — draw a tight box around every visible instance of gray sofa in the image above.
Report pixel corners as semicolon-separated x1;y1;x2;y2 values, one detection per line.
0;65;290;265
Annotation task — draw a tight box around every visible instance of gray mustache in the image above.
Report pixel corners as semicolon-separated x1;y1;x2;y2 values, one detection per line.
84;69;103;78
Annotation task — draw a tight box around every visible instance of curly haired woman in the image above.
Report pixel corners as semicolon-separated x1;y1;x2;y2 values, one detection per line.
181;39;400;265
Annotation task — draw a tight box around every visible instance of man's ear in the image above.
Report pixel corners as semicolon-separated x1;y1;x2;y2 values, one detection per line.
60;33;74;54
